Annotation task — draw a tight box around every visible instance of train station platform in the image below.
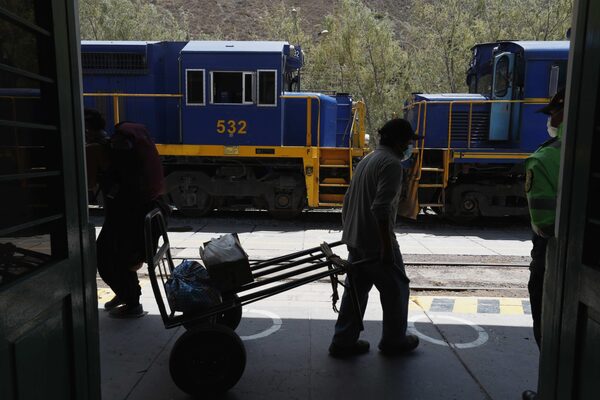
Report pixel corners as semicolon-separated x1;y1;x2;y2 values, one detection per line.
98;281;539;400
92;211;536;399
91;211;533;261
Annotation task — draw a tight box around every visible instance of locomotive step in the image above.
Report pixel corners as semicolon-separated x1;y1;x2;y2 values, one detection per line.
420;203;445;207
418;183;445;188
319;183;350;187
318;202;344;207
421;167;445;172
319;164;350;168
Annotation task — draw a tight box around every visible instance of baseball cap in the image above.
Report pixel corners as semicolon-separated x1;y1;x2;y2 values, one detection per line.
378;118;419;142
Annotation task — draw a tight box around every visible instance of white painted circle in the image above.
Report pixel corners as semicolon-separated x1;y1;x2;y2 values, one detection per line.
239;308;282;341
408;314;489;349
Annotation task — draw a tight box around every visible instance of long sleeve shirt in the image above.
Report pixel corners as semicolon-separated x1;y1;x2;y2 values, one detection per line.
341;145;404;253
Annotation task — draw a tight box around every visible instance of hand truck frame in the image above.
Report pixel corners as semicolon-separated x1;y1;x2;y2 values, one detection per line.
144;208;367;396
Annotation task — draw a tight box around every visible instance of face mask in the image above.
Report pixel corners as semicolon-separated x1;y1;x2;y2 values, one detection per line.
402;144;414;161
547;117;558;138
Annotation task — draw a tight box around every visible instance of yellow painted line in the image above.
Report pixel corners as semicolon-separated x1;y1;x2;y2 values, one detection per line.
83;93;182;98
455;152;530;160
97;288;115;304
306;98;312;146
411;296;433;311
156;144;312;158
453;297;478;314
499;297;525;315
411;296;528;315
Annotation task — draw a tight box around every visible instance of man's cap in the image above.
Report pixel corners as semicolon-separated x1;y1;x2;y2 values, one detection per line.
378;118;419;142
537;88;565;115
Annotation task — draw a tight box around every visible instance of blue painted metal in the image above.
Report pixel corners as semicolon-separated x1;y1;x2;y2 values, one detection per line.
406;40;570;163
81;40;349;150
489;52;515;140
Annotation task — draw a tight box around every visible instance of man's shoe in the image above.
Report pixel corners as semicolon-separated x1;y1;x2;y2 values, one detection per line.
522;390;538;400
109;303;146;319
328;340;370;357
104;295;125;311
379;334;420;355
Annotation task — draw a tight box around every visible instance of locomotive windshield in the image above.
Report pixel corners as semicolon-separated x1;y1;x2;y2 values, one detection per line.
494;55;510;97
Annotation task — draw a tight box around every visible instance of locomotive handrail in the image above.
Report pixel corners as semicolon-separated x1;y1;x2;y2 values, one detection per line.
83;93;183;97
405;98;550;150
404;98;550;184
83;92;183;124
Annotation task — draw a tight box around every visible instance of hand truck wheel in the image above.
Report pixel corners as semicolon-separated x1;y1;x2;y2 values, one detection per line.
182;294;242;331
169;323;246;395
216;294;242;330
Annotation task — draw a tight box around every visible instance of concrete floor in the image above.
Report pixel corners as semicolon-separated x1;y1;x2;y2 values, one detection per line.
95;211;537;399
99;282;538;400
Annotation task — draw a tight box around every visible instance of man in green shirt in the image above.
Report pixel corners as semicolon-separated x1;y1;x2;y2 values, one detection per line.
522;89;564;400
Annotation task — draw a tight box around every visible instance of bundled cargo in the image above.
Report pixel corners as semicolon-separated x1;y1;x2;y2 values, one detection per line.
199;233;254;292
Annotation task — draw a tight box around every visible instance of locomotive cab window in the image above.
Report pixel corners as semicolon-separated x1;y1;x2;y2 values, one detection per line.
494;56;510;97
186;69;205;105
258;70;277;106
548;64;560;97
212;71;255;105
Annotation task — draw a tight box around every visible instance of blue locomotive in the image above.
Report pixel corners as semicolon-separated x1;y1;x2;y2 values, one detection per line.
404;40;569;220
81;40;366;218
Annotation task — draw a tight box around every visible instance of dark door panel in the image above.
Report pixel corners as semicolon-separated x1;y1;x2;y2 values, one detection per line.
0;0;100;398
539;0;600;398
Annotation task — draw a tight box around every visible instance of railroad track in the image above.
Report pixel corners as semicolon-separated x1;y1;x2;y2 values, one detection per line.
163;257;530;293
404;261;529;268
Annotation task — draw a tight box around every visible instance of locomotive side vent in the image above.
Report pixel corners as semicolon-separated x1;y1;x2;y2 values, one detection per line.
450;110;490;145
81;52;148;75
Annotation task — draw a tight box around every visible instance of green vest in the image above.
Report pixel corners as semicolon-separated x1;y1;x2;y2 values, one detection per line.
524;124;563;237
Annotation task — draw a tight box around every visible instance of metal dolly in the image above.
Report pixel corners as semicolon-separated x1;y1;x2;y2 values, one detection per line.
144;209;365;396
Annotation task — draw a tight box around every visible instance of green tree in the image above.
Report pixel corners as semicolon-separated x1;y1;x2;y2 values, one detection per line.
475;0;573;42
405;0;573;94
305;0;411;141
405;0;478;93
79;0;190;40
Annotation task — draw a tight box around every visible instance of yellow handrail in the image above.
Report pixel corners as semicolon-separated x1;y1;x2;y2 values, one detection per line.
403;98;550;186
83;92;183;125
404;98;549;152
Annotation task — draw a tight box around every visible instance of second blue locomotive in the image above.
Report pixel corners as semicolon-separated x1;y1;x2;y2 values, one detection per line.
404;40;569;220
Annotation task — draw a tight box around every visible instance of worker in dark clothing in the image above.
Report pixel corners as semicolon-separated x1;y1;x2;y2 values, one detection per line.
329;118;419;357
522;89;565;400
84;109;110;202
97;122;169;318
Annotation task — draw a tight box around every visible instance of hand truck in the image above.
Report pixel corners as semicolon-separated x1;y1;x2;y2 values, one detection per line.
144;208;366;396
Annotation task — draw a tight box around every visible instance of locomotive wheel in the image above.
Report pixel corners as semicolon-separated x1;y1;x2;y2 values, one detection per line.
183;294;243;331
169;324;246;396
178;190;214;217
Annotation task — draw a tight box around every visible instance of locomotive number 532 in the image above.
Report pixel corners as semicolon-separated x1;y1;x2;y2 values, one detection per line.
216;119;247;135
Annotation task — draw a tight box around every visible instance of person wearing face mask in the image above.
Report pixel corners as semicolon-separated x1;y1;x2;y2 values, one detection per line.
328;118;419;358
521;89;565;400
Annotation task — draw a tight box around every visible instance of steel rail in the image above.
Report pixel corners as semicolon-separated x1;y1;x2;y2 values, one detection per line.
410;285;527;291
404;261;529;268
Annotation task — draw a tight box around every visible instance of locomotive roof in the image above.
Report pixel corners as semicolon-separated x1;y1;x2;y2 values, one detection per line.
182;41;289;53
81;40;159;46
414;93;487;101
471;40;569;59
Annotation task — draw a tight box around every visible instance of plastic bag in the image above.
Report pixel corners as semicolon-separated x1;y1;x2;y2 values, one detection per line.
165;260;222;313
199;233;253;291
